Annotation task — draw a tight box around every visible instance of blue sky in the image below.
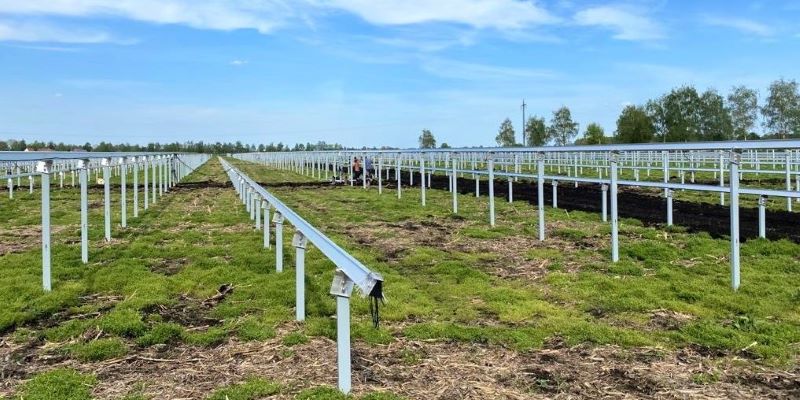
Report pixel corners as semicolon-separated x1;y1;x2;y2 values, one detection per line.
1;0;799;148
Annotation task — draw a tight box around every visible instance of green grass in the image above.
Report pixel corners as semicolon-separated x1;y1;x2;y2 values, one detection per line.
230;157;800;363
16;369;97;400
2;156;798;398
207;378;281;400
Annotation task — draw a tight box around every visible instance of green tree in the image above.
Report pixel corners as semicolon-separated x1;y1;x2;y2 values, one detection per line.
761;78;800;139
418;129;436;148
495;118;516;147
581;123;606;144
698;89;733;141
728;86;759;140
524;116;548;146
440;142;451;148
547;106;579;146
615;105;655;143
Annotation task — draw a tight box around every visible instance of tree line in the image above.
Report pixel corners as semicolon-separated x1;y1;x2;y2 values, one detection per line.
419;78;800;148
0;139;344;153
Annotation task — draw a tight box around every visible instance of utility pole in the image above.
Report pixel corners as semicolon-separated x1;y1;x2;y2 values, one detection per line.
521;99;527;146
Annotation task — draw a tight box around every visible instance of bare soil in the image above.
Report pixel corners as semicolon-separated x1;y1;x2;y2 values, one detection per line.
2;327;797;399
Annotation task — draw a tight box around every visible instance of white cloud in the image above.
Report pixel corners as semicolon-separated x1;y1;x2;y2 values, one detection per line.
317;0;559;30
229;59;248;66
0;19;124;43
420;58;559;81
702;16;774;37
573;5;663;41
0;0;296;34
0;0;559;35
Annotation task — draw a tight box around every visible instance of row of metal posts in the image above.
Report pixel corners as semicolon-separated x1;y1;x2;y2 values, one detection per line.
251;149;764;291
36;154;206;291
227;160;358;394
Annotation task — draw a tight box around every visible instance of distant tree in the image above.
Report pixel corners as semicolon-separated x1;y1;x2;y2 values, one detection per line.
548;106;579;146
440;142;451;148
0;141;8;151
698;89;733;141
419;129;436;148
524;116;547;146
761;78;800;139
495;118;517;147
581;123;606;145
728;86;759;140
615;105;655;143
646;86;700;142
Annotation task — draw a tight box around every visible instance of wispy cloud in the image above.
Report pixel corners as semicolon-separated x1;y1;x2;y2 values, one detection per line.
3;43;84;52
702;16;774;37
420;58;560;81
573;5;664;41
0;1;297;34
0;1;560;34
319;0;559;30
0;19;127;43
229;59;248;66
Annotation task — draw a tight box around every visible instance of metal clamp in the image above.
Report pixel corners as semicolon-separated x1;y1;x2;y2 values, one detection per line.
292;232;308;249
330;269;355;298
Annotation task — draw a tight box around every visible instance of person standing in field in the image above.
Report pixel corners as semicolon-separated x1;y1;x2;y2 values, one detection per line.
352;157;362;181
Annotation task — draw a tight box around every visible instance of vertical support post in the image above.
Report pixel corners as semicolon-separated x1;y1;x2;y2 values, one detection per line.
719;152;725;206
420;155;426;206
102;158;112;241
274;212;284;272
601;184;608;222
396;155;402;199
378;157;382;195
37;161;52;291
133;158;139;218
293;232;308;321
330;271;354;395
758;195;767;239
488;156;495;227
537;153;545;241
144;157;149;210
730;151;741;291
263;201;271;249
451;155;458;213
255;194;261;230
79;160;89;264
666;189;673;226
610;152;619;262
786;150;792;212
552;181;558;208
120;158;127;228
151;156;157;204
508;177;513;203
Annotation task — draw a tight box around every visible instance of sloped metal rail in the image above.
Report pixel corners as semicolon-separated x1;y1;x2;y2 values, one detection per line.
0;151;210;292
236;139;800;292
219;157;384;395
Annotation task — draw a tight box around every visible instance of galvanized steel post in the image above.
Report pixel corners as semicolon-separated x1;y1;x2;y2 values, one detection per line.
330;270;354;395
730;151;741;290
79;160;89;264
133;157;139;218
293;232;308;321
37;161;52;291
451;155;458;213
610;152;619;262
601;184;608;223
488;156;495;227
102;157;112;241
263;201;271;249
420;155;426;206
120;158;127;228
274;212;284;272
537;153;545;241
758;195;766;238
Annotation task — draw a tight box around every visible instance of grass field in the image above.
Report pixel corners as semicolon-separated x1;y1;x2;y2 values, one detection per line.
1;157;799;399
